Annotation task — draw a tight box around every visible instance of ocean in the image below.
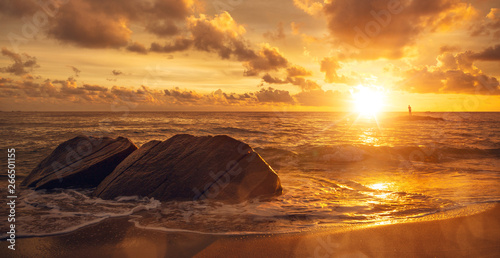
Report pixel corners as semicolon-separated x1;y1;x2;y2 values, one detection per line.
1;111;499;238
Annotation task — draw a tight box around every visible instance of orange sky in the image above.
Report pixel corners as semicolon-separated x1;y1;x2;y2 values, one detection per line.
0;0;499;111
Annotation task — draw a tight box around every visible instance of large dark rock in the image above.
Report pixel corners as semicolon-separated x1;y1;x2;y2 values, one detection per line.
21;135;138;189
94;134;282;202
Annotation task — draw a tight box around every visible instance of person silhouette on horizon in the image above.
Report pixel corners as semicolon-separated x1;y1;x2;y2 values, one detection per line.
408;105;412;116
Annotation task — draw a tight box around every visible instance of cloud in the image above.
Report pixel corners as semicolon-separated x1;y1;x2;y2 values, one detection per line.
287;66;312;77
117;11;257;62
81;84;108;92
255;87;295;103
112;70;123;76
288;77;321;91
124;12;305;82
1;0;194;49
1;80;59;98
68;66;81;77
0;77;14;84
470;8;500;38
319;57;354;84
164;87;203;103
0;48;39;76
0;74;341;107
244;45;288;76
138;11;257;60
262;74;288;84
322;0;475;59
126;42;148;54
109;85;158;103
187;12;256;60
398;51;500;95
293;0;324;16
261;64;321;91
145;20;179;37
150;38;193;53
471;44;500;61
47;0;132;48
294;89;346;107
263;22;286;41
3;4;314;87
439;45;461;53
262;76;321;91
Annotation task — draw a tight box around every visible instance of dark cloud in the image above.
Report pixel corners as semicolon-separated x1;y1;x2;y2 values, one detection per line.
323;0;472;59
0;77;14;84
112;70;123;76
126;42;148;54
68;66;81;77
244;45;288;76
188;12;257;61
150;38;193;53
164;87;203;102
142;12;256;60
1;0;194;49
261;64;321;91
82;84;108;92
47;0;132;48
262;74;288;84
146;20;179;37
109;86;154;103
207;89;257;105
262;75;320;91
0;48;39;76
255;87;294;103
287;77;321;91
471;44;500;61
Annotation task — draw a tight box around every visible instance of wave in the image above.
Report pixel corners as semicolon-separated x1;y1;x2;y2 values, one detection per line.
0;189;160;239
213;127;266;135
4;175;498;238
256;145;500;167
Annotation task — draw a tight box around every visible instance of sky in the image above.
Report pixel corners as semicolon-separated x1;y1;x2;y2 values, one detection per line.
0;0;499;112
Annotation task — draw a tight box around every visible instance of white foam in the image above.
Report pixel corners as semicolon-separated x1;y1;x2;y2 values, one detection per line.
1;188;161;239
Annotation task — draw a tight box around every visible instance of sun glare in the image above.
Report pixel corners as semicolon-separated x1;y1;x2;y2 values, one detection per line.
351;85;386;117
369;183;390;191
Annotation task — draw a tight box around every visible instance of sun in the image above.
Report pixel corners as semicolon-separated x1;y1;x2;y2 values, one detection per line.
351;85;385;116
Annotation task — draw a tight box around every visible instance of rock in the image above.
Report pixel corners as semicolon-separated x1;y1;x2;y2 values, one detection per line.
94;134;282;202
21;135;138;189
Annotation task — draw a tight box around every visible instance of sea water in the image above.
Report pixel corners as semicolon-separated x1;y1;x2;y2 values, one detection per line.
0;112;499;237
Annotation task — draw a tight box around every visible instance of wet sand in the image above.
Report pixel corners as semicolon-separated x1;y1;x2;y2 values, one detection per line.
2;204;500;258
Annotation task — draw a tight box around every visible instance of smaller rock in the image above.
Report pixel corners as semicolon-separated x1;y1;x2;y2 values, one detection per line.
21;135;137;189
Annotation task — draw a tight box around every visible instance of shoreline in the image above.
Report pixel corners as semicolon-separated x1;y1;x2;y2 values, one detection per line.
2;203;499;257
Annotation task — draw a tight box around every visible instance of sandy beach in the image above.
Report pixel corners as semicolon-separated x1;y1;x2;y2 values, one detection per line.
2;203;499;258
